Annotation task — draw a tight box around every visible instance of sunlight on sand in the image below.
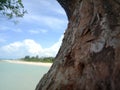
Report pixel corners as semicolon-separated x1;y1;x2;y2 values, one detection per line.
2;60;52;67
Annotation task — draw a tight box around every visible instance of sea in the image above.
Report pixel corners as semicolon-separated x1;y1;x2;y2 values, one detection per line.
0;61;50;90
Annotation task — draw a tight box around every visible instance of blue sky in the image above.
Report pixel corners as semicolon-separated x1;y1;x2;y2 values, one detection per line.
0;0;68;59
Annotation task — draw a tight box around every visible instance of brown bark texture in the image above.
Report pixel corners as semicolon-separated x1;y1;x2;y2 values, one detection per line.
36;0;120;90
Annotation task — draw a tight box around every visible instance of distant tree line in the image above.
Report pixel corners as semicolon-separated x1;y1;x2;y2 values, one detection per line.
21;55;54;63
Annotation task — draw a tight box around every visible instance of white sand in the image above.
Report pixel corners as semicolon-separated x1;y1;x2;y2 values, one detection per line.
3;60;52;67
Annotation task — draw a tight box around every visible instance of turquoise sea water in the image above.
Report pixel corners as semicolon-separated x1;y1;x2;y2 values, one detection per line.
0;61;50;90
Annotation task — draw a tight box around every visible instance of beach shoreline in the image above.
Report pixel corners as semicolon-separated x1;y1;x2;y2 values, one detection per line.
1;60;52;67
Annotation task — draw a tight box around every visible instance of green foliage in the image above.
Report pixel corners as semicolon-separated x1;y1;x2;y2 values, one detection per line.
24;55;30;59
0;0;26;19
21;55;54;63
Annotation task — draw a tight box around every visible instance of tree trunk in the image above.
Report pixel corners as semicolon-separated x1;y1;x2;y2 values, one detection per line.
36;0;120;90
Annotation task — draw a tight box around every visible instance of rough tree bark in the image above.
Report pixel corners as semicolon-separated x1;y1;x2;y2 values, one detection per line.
36;0;120;90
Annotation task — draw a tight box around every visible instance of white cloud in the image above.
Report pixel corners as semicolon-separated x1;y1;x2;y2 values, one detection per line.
0;25;23;33
22;0;68;31
2;42;23;53
43;35;63;56
0;38;6;43
0;35;63;58
23;0;66;15
40;0;66;15
29;29;47;34
0;0;66;59
12;28;23;33
0;33;8;43
23;39;42;55
0;26;10;31
24;14;67;30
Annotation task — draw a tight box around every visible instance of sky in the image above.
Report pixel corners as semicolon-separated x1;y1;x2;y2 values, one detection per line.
0;0;68;59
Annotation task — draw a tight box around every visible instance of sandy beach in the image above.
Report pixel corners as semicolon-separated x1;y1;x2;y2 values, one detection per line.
2;60;52;67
